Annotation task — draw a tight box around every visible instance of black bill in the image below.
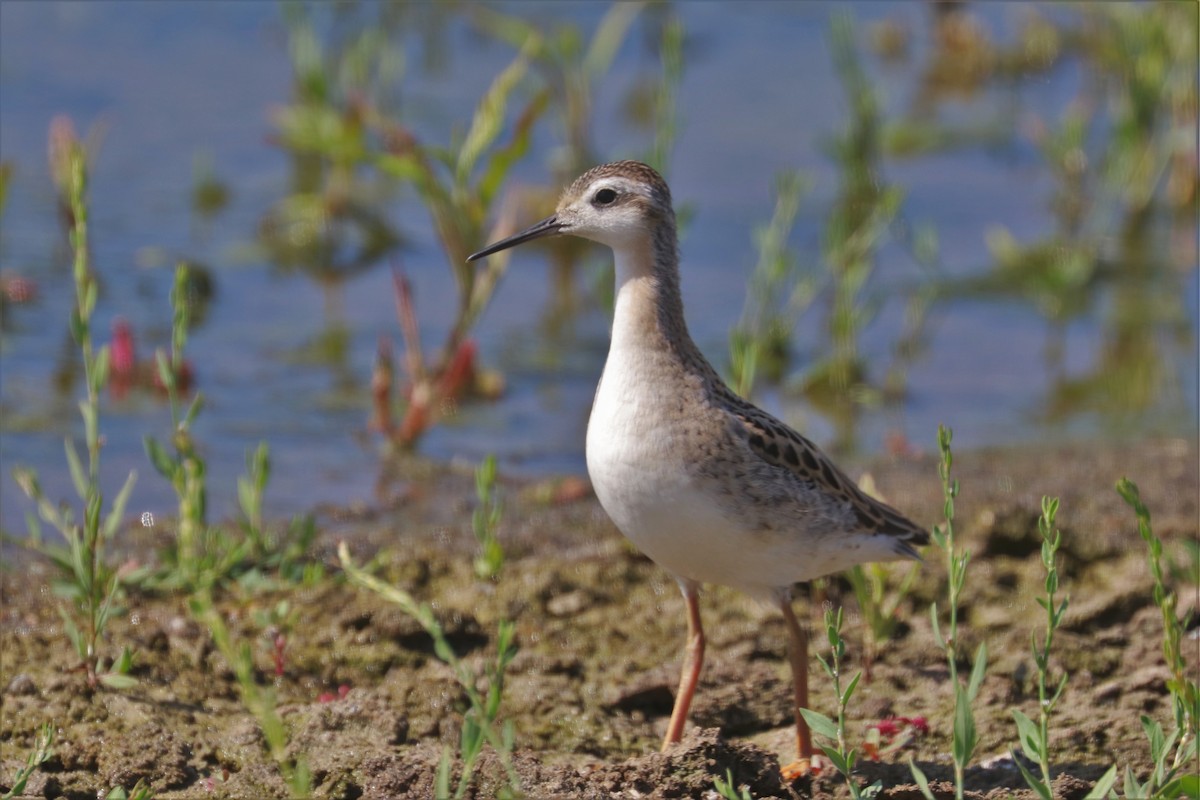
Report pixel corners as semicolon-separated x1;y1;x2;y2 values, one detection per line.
467;215;563;261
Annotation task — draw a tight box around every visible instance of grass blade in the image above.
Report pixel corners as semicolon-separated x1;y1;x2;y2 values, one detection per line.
65;439;88;499
456;37;538;185
1013;755;1053;800
103;469;138;540
1011;708;1041;757
1082;765;1118;799
968;641;988;701
909;759;937;800
952;682;977;768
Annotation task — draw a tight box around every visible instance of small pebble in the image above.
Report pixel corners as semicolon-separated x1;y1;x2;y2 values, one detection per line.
547;590;588;617
6;673;37;696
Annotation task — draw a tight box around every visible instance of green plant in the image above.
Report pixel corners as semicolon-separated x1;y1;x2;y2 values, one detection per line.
143;264;235;590
11;139;138;690
189;589;311;798
1121;716;1200;800
238;441;272;557
1084;4;1197;217
1116;478;1199;799
143;268;317;590
728;170;812;397
191;149;229;223
845;560;920;681
338;542;520;799
373;40;547;449
253;599;298;679
473;3;685;321
644;13;685;175
0;161;11;219
104;780;154;800
931;5;1196;425
473;2;643;178
1084;768;1120;800
805;12;904;414
1009;496;1069;799
2;722;54;800
910;425;987;800
472;454;505;580
236;442;321;585
261;3;404;314
800;605;880;800
712;768;753;800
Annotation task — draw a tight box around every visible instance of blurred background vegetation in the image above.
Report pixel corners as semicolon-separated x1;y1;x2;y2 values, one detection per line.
0;1;1195;529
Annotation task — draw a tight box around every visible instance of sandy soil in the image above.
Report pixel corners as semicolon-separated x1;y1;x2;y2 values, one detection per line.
1;437;1196;799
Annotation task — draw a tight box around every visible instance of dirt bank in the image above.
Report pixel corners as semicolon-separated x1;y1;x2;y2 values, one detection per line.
2;437;1196;799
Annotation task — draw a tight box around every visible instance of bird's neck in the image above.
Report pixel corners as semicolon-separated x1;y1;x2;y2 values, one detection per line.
609;223;702;366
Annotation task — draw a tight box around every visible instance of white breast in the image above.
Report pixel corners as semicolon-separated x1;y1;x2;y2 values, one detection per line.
586;343;709;578
584;269;788;596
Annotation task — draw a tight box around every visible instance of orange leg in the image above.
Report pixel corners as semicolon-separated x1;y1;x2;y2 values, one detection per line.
780;594;814;780
663;581;705;750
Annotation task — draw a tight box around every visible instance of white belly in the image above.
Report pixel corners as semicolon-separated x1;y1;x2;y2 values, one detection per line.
585;349;802;597
585;345;903;597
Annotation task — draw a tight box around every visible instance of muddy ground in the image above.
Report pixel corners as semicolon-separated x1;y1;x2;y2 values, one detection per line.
1;438;1197;799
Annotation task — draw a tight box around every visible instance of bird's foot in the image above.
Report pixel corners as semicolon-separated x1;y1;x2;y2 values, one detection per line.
781;754;829;781
780;757;812;782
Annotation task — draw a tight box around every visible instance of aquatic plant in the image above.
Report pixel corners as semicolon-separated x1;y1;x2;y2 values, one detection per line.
733;12;930;453
921;3;1198;424
0;161;11;219
473;3;685;324
373;40;547;449
190;150;229;225
819;13;900;399
260;4;404;324
643;11;685;176
728;170;811;398
473;2;644;179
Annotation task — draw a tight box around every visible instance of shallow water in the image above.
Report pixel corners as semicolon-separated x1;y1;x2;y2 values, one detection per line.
0;2;1195;533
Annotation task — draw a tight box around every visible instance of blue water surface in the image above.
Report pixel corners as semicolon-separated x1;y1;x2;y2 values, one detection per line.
1;2;1195;534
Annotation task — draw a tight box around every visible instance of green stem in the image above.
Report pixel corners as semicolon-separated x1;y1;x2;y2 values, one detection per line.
935;424;968;800
937;424;960;679
1036;496;1063;787
67;147;104;686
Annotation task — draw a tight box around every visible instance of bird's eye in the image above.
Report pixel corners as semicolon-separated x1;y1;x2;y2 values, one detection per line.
593;188;617;206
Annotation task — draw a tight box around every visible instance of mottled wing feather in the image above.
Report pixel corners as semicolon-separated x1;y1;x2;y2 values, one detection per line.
721;390;929;552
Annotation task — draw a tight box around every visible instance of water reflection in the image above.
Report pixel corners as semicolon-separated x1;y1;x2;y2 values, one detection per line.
917;3;1196;426
259;3;407;334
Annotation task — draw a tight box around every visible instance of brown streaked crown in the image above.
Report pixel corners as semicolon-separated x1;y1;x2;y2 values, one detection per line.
563;161;673;216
